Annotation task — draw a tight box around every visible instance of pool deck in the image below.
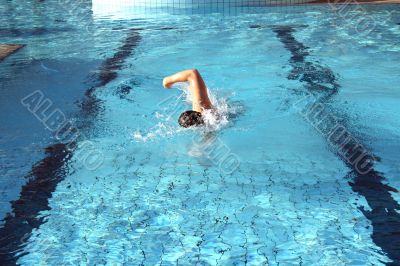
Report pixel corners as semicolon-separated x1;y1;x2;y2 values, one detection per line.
0;44;24;61
305;0;400;4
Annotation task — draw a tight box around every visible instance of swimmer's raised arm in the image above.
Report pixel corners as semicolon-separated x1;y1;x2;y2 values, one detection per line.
163;69;213;112
162;69;202;89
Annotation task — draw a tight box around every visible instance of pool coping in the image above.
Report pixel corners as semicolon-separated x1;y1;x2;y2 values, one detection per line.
303;0;400;4
0;44;25;61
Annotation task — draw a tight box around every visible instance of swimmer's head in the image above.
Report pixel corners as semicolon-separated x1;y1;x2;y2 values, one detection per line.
178;110;204;128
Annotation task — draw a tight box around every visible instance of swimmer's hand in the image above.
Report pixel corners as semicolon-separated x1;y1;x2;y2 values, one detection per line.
163;77;173;89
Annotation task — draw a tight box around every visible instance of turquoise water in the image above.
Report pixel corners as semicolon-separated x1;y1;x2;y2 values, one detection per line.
1;2;400;265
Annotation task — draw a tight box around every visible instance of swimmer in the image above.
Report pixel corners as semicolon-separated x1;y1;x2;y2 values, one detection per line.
163;69;213;128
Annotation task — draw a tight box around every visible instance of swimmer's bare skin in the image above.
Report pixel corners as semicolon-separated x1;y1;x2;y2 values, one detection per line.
163;69;213;113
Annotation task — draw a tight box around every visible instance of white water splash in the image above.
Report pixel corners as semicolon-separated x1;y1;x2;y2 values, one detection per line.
132;82;242;142
177;82;241;132
132;122;184;142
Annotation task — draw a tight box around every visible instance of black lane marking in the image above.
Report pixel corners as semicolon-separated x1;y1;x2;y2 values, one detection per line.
80;28;141;124
96;28;141;87
271;25;339;99
0;29;142;265
0;144;73;265
268;25;400;264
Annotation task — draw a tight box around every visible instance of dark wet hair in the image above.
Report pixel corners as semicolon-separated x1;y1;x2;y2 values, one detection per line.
178;110;204;128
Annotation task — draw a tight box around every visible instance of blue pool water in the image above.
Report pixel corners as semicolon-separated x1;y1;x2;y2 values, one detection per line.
1;1;400;265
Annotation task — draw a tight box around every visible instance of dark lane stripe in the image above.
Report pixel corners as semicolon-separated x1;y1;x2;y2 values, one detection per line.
80;28;141;121
77;28;142;136
271;25;339;99
266;25;400;264
96;28;141;87
0;144;72;265
0;29;141;265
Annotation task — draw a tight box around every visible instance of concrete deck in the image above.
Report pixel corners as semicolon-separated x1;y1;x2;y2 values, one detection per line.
306;0;400;4
0;44;25;61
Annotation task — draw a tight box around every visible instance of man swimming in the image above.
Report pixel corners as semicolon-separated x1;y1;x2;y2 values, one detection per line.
163;69;213;128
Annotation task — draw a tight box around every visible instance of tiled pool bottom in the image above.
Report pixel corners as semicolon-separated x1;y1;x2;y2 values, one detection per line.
16;142;386;265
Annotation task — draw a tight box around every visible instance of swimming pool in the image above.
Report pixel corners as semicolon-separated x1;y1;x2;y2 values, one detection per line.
1;1;400;265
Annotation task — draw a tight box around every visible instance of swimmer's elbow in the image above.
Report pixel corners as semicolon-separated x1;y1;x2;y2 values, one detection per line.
188;69;200;81
190;69;199;75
